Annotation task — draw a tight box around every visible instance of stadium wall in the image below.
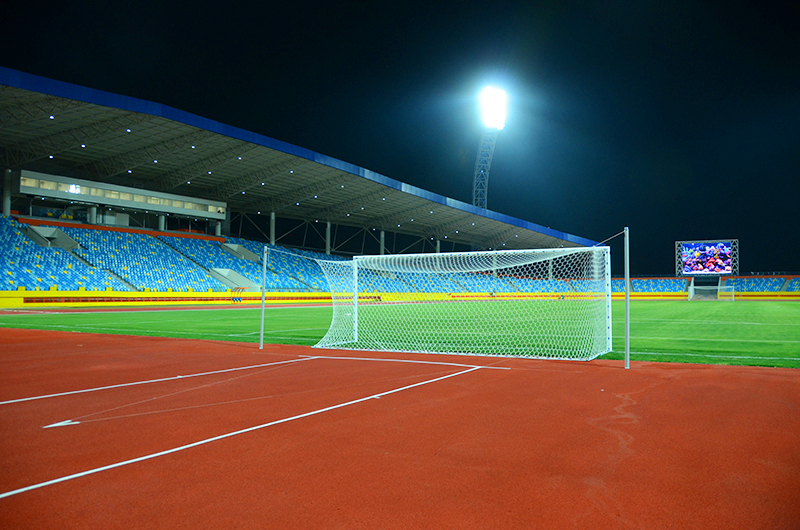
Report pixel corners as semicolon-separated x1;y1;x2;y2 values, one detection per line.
609;291;800;301
610;292;687;300
735;292;800;301
0;289;332;309
2;288;798;309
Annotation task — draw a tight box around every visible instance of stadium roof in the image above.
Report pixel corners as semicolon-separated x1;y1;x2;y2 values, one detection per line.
0;66;597;250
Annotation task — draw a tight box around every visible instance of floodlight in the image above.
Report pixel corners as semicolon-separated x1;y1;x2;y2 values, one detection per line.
479;86;507;130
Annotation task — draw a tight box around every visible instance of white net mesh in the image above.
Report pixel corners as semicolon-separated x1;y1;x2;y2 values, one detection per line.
688;285;735;301
315;247;611;360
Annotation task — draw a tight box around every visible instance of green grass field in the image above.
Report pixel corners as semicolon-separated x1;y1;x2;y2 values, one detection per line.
0;301;798;368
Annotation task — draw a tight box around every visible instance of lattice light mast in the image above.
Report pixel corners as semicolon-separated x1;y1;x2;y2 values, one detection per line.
472;87;507;209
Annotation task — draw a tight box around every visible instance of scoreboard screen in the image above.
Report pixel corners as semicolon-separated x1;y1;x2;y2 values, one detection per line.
677;240;735;275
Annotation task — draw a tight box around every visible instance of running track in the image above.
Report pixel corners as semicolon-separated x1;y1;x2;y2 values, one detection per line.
1;328;798;529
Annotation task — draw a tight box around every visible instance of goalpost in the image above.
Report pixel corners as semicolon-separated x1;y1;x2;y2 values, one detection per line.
688;284;735;301
314;247;612;360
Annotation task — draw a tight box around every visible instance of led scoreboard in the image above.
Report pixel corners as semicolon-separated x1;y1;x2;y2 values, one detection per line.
676;239;739;276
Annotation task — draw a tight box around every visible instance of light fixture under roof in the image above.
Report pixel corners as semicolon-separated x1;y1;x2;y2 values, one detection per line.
126;128;131;132
49;115;54;120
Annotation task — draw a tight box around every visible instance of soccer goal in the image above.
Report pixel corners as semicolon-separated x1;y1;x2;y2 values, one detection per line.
688;284;735;301
314;247;612;360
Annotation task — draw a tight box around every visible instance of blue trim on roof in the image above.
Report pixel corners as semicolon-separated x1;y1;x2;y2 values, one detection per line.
1;66;597;247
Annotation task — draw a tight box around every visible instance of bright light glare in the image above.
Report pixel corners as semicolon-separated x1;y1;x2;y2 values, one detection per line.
479;87;507;130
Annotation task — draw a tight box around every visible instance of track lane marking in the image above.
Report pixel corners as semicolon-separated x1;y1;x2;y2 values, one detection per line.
300;354;511;369
0;357;316;406
0;366;482;499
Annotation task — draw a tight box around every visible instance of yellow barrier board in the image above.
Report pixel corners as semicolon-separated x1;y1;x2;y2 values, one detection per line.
0;289;331;309
2;289;797;309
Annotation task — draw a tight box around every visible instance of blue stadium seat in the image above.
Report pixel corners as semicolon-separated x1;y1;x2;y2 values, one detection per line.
726;277;784;292
60;226;226;292
631;279;686;292
0;217;127;291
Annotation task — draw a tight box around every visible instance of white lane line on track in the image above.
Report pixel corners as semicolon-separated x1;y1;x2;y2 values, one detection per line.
0;357;316;406
300;354;511;370
0;365;483;500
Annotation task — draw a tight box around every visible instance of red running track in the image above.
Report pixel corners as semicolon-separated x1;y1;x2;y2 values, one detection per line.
0;328;799;529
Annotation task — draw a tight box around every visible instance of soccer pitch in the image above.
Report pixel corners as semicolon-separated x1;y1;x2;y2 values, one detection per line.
0;300;798;368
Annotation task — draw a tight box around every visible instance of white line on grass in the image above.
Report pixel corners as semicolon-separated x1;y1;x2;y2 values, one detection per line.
623;351;800;361
0;366;482;500
0;358;315;406
225;327;327;338
614;335;800;344
632;319;800;327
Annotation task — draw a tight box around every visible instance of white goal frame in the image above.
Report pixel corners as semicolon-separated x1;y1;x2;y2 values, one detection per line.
314;247;612;360
688;284;736;301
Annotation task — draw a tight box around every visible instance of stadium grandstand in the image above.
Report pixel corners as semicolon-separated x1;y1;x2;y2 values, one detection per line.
1;65;799;307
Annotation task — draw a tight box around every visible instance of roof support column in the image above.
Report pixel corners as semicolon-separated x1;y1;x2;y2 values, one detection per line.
325;222;331;255
269;211;276;246
2;170;11;217
436;239;441;253
88;205;97;225
215;220;221;237
380;230;385;255
158;214;166;231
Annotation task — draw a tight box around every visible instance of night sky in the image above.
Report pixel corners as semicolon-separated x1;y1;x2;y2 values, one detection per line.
2;1;798;275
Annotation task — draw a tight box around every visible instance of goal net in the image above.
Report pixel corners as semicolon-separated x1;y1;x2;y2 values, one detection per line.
314;247;611;360
688;284;735;301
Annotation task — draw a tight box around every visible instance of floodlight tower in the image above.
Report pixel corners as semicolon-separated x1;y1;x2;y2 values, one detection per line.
472;86;507;209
